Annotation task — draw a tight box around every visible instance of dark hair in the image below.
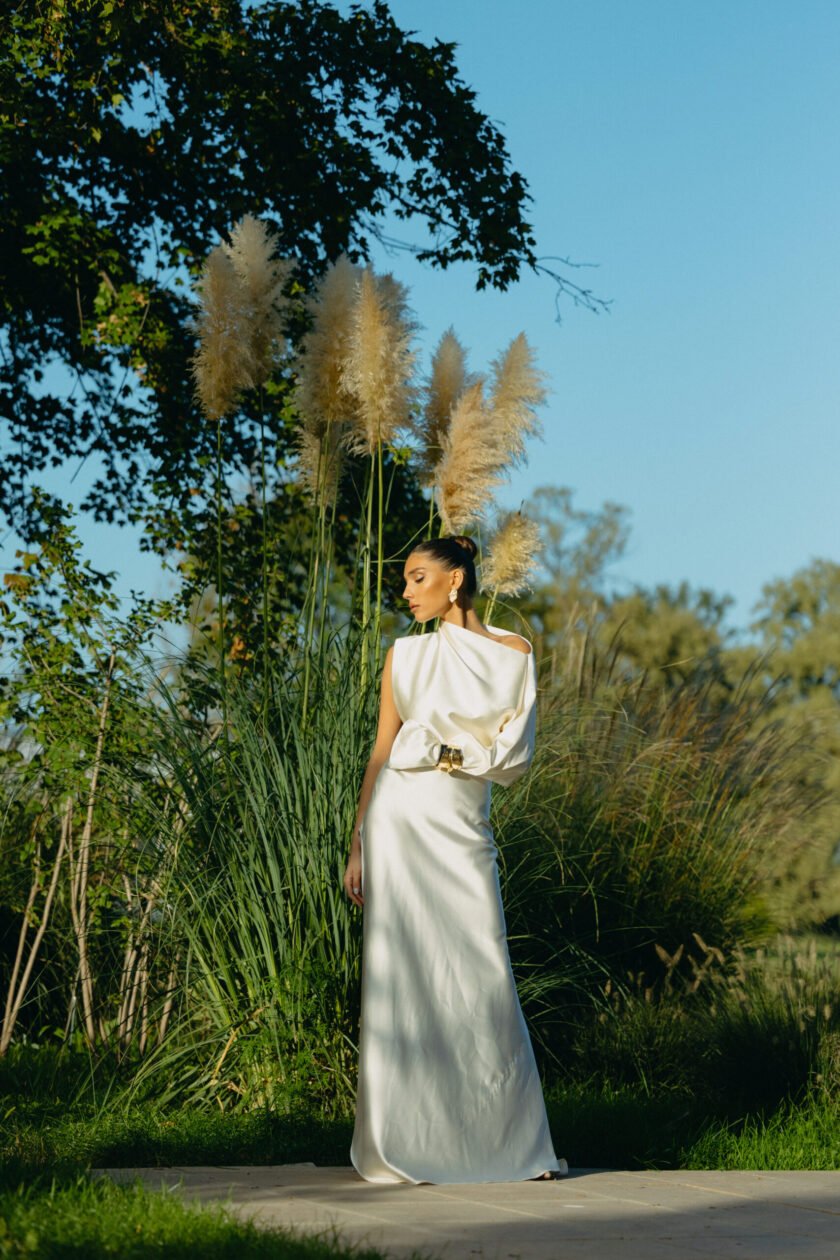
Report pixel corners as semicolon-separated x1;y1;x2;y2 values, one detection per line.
411;535;478;598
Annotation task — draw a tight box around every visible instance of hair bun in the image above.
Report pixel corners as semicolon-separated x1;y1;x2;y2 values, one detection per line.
450;535;478;560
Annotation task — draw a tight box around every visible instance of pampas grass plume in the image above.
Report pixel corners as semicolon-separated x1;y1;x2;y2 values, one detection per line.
296;254;360;431
189;244;255;420
294;428;342;500
417;328;470;486
340;267;418;456
433;379;509;533
481;510;543;596
223;213;293;385
488;332;547;468
430;332;547;532
293;254;362;497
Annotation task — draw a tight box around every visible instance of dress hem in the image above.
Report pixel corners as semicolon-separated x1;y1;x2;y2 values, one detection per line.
350;1149;569;1186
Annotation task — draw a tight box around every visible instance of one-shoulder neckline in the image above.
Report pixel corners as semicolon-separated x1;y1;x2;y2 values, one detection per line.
439;619;532;657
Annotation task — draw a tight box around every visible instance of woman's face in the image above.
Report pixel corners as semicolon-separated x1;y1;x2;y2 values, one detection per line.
402;551;461;622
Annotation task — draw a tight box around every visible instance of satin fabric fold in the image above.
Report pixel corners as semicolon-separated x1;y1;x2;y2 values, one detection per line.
350;622;563;1185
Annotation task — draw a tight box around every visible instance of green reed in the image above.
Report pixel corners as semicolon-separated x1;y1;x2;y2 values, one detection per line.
124;635;375;1113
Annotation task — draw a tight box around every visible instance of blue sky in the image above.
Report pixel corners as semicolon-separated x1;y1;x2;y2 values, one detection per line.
7;0;839;637
369;0;840;633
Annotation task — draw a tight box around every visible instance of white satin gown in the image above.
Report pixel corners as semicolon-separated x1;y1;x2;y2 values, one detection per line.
350;620;565;1184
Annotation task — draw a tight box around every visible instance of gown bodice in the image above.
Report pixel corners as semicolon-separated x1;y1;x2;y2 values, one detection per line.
386;620;537;788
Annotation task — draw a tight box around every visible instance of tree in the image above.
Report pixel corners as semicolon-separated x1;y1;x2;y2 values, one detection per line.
600;581;735;688
516;485;632;651
518;487;740;691
739;560;840;925
0;494;174;1052
1;0;542;540
748;560;840;703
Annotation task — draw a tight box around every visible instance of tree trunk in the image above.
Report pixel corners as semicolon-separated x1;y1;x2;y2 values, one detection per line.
69;650;116;1048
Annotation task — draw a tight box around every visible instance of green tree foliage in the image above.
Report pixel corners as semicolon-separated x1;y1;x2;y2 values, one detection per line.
518;485;632;647
736;560;840;925
0;495;174;1053
749;559;840;702
517;491;839;926
600;581;735;688
520;487;734;688
0;0;537;538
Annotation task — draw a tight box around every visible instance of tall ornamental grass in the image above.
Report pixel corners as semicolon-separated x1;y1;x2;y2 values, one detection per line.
1;229;560;1089
128;632;376;1113
113;611;826;1114
493;618;824;1073
560;935;840;1118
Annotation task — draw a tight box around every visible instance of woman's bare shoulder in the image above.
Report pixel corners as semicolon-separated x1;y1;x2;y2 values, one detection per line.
497;634;532;656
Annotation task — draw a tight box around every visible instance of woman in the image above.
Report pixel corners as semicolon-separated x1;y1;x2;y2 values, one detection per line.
343;535;568;1185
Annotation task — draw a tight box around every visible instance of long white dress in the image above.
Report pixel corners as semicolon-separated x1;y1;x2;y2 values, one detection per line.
350;619;565;1184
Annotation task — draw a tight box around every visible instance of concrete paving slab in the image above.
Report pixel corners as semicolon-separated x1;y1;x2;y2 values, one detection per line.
96;1164;840;1260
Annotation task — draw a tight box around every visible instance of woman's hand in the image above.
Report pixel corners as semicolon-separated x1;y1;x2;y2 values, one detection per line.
343;833;364;908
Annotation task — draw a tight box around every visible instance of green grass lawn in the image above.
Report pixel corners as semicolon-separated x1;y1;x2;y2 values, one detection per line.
3;1085;837;1185
545;1085;839;1170
680;1094;840;1169
1;1106;354;1185
0;1176;396;1259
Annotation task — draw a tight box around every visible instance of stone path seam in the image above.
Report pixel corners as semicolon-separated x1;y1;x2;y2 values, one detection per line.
417;1185;602;1222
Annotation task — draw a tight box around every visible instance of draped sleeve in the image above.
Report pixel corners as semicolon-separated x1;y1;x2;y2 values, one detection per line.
460;651;537;786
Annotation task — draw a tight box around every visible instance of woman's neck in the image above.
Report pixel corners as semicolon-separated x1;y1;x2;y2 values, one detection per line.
438;606;484;632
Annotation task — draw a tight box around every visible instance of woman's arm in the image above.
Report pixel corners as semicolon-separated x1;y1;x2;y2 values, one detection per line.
343;645;402;907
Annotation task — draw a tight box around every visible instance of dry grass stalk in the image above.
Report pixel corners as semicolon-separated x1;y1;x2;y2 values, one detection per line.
433;379;509;533
189;245;256;420
416;328;470;486
340;267;418;456
375;270;414;320
0;803;71;1056
223;213;293;385
488;332;547;467
481;510;544;596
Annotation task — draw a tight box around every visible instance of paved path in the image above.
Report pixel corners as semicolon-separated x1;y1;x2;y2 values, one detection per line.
98;1163;840;1259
